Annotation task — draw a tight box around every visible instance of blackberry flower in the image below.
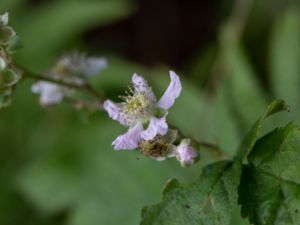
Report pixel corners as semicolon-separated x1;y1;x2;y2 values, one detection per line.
104;71;181;150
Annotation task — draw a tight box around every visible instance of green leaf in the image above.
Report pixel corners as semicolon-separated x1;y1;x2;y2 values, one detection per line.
141;161;242;225
141;100;289;225
270;6;300;109
234;99;289;161
239;123;300;225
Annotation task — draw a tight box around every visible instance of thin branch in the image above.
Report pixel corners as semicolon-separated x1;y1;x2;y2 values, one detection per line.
193;140;228;159
169;124;227;159
18;65;105;102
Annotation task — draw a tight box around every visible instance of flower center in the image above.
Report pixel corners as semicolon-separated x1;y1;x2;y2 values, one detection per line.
120;89;154;126
124;93;148;113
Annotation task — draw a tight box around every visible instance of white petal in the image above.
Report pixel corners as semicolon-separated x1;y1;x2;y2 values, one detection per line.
83;57;107;76
103;100;127;126
0;12;9;26
132;73;156;103
112;123;143;150
32;81;64;106
141;117;168;140
157;71;182;110
132;73;148;92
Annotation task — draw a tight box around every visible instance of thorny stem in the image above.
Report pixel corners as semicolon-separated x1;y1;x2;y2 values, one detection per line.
18;65;105;102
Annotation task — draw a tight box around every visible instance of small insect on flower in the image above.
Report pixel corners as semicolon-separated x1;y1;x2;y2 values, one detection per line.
104;71;181;150
31;52;107;106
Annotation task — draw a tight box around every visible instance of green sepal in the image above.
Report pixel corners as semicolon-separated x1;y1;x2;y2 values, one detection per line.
0;26;16;45
6;35;23;53
0;69;20;87
0;92;12;109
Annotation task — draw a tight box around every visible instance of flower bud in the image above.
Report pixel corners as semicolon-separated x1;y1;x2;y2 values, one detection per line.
176;139;198;167
0;57;6;70
0;12;9;26
0;26;16;45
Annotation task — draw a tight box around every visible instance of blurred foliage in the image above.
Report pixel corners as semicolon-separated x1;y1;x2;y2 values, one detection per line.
0;0;300;225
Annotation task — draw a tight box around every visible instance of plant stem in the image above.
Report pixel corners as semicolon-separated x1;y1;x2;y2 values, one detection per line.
193;140;228;159
169;124;227;159
19;66;105;102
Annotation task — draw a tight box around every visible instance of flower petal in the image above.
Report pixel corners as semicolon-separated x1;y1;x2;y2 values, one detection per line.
157;71;182;110
103;100;127;126
132;73;148;92
132;73;156;103
176;139;198;166
83;57;107;76
112;123;143;150
0;12;9;26
141;117;168;140
31;81;64;106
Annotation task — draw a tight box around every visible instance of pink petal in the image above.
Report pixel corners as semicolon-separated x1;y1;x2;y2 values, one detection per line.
131;73;149;92
132;73;156;102
103;100;127;126
176;140;198;166
157;71;182;110
141;117;168;140
112;123;143;150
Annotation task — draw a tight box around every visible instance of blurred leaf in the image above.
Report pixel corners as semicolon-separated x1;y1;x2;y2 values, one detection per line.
239;123;300;225
269;6;300;109
15;0;135;71
188;44;218;85
0;0;26;12
199;87;239;156
220;24;267;132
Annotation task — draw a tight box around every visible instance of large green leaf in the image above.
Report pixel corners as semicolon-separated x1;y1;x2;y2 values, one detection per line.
141;161;242;225
140;100;288;225
239;123;300;225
